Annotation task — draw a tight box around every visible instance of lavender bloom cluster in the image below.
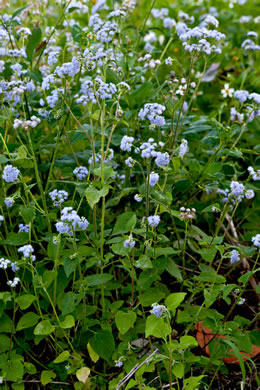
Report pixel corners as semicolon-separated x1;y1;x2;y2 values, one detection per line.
248;166;260;181
75;77;117;105
73;166;89;180
138;103;166;126
18;224;29;233
2;165;20;183
230;250;240;264
218;180;255;203
252;234;260;247
49;190;69;207
18;245;35;261
147;215;160;227
56;207;89;235
177;15;225;55
150;303;167;318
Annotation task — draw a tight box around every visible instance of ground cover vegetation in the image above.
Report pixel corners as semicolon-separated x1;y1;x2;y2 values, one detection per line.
0;0;259;388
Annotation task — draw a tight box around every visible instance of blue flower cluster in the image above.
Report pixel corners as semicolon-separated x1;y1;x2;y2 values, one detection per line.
150;303;167;318
73;166;89;180
2;165;20;183
49;189;69;207
56;207;89;235
138;103;166;126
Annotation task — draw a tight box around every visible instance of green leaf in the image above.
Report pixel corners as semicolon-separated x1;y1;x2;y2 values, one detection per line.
89;330;115;361
173;362;184;379
16;312;40;331
221;339;246;384
106;68;121;84
115;311;137;334
27;69;42;83
165;293;186;313
12;383;24;390
34;320;55;336
195;271;226;284
12;4;31;18
16;294;36;310
64;256;79;278
76;367;90;384
40;370;56;386
61;292;82;316
145;315;170;339
155;247;178;258
134;255;153;270
197;247;217;262
54;351;70;363
231;332;252;354
87;342;99;363
127;82;153;107
0;313;13;332
43;270;57;289
0;155;9;164
24;362;37;375
183;375;205;390
139;288;166;306
204;287;221;308
238;271;253;285
59;315;75;329
85;185;110;209
3;358;24;382
206;162;222;175
93;166;116;182
171;157;181;173
165;258;182;281
113;212;136;235
249;329;260;347
179;336;198;349
72;24;82;43
1;232;29;246
0;334;11;352
90;110;100;121
85;273;113;286
25;27;42;63
19;206;35;223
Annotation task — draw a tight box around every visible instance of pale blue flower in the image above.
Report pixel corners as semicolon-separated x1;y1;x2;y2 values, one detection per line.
230;250;240;264
150;304;166;317
252;234;260;247
149;172;159;187
179;139;188;157
148;215;160;227
123;238;135;248
49;189;68;206
120;136;134;152
230;181;244;197
245;189;255;199
18;224;29;233
2;165;20;183
18;245;35;260
4;198;14;208
73;166;89;180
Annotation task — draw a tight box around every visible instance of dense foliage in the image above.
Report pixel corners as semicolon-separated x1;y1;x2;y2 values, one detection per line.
0;0;259;388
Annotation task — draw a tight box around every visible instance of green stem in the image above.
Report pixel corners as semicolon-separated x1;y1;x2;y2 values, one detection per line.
225;249;260;321
170;55;195;149
134;0;157;52
45;123;62;192
182;221;188;279
27;132;51;233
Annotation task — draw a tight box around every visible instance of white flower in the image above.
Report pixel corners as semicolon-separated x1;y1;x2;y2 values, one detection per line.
221;84;234;98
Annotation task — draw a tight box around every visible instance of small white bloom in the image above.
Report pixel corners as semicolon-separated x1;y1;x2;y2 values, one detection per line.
221;84;234;98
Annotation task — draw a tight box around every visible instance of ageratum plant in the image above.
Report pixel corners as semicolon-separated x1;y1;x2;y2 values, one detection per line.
0;0;259;389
